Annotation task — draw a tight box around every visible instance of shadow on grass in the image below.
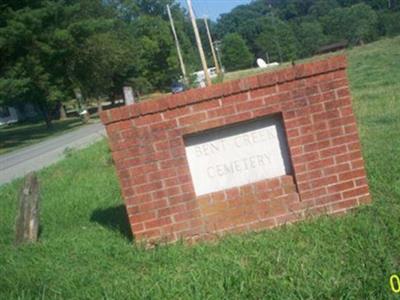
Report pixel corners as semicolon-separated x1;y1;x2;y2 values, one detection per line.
0;118;83;154
90;205;133;242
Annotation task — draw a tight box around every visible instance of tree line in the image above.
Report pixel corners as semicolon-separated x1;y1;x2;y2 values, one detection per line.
218;0;400;71
0;0;200;126
0;0;399;127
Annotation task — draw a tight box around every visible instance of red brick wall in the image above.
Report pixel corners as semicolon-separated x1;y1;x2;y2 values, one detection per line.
101;55;371;244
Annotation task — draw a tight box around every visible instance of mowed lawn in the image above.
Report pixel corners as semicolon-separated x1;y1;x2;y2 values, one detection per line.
0;37;399;299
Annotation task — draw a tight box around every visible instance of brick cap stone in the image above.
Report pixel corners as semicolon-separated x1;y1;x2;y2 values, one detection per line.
100;55;347;125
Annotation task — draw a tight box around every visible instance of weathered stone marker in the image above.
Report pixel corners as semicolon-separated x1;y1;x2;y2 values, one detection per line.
123;86;136;106
101;55;371;244
15;172;40;246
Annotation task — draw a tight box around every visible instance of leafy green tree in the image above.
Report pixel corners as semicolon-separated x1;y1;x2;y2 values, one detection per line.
255;17;298;63
0;0;191;126
378;11;400;36
0;1;74;127
105;1;194;90
322;3;378;45
216;1;268;55
336;0;390;10
308;0;339;18
275;0;315;20
221;33;253;71
214;0;397;65
293;20;327;57
216;1;267;37
348;3;379;44
1;0;396;132
72;30;138;101
60;1;129;104
132;15;179;91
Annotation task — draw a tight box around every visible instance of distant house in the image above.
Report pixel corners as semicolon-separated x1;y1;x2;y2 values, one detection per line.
0;106;18;125
317;40;348;55
0;103;39;125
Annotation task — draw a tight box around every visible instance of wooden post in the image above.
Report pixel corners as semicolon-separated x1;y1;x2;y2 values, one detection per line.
15;172;40;246
59;104;67;120
97;98;103;113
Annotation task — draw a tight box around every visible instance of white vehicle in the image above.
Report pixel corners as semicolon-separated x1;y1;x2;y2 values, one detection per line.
257;58;279;69
192;67;219;87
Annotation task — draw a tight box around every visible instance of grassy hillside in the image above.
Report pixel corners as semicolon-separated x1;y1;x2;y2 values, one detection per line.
0;37;399;299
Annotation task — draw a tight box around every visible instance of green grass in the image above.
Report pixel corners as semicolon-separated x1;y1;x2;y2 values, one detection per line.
1;36;400;299
0;117;99;155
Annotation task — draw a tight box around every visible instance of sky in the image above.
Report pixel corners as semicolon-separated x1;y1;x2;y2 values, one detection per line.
178;0;252;21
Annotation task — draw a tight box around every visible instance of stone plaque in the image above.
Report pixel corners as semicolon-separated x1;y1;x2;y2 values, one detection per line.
184;115;292;196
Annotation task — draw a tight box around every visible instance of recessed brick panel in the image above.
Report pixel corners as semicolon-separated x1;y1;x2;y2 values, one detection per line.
101;55;371;244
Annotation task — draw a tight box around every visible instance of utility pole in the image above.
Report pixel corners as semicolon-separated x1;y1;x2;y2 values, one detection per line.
204;17;221;76
167;4;188;84
186;0;212;86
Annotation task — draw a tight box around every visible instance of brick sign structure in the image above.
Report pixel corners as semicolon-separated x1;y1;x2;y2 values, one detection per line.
101;55;371;244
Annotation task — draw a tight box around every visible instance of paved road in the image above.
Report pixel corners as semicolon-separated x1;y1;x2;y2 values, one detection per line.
0;122;106;186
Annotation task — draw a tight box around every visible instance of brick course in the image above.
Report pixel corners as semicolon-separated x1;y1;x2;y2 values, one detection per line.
101;55;371;244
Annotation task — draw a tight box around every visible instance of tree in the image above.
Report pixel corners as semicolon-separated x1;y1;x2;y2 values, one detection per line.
60;1;130;106
132;15;179;91
221;33;253;71
308;0;339;18
275;0;316;20
378;11;400;36
336;0;391;10
348;3;379;44
0;0;188;126
293;20;327;57
216;1;267;54
212;0;397;66
71;30;138;101
0;1;74;127
216;1;268;38
322;3;378;45
255;17;298;63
